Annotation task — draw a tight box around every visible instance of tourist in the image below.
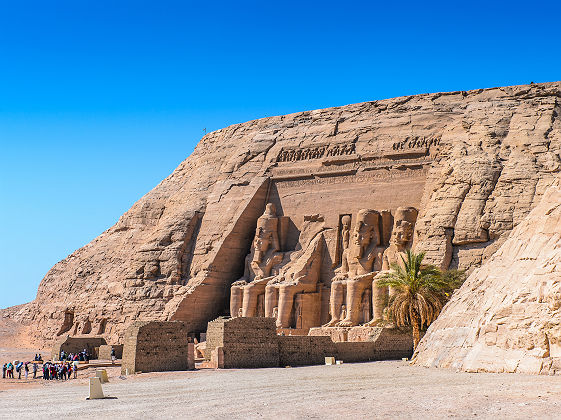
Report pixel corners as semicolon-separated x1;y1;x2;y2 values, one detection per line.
2;363;6;378
33;362;37;379
73;360;78;378
24;362;29;379
16;362;22;379
6;362;13;379
111;348;116;364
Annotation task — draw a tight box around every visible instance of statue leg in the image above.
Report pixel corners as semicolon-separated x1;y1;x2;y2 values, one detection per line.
370;280;388;325
276;284;300;328
324;280;344;327
230;285;244;317
337;279;369;327
264;284;278;318
242;284;260;317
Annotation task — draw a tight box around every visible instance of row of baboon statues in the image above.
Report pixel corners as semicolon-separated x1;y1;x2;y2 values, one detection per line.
229;203;418;329
276;142;356;162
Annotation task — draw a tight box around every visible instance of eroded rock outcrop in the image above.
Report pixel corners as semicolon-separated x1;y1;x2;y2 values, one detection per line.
413;178;561;374
3;82;560;347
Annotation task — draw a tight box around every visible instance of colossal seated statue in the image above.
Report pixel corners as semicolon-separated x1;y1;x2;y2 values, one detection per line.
368;206;418;325
324;209;385;327
264;228;324;328
230;203;283;318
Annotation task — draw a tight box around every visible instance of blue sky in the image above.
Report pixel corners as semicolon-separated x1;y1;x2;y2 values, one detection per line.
1;0;559;309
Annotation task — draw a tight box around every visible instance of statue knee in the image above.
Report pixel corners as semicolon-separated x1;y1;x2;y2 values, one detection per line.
331;280;344;292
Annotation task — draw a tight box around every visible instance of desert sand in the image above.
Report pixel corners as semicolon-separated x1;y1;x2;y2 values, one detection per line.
1;361;561;419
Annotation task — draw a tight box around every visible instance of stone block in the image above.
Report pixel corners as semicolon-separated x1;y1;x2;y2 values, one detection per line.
88;377;104;400
121;321;191;375
95;369;109;383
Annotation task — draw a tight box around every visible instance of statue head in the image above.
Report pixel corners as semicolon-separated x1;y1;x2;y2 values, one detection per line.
253;203;279;262
391;207;418;248
351;209;380;258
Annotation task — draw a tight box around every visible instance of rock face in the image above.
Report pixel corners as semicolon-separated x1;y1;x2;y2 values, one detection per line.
413;179;561;374
5;82;561;347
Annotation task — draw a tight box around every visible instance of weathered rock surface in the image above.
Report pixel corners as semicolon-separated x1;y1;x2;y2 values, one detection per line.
3;82;560;347
413;178;561;374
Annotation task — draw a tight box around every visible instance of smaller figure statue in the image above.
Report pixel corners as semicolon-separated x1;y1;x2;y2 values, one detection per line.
361;289;371;324
341;215;351;250
340;304;347;321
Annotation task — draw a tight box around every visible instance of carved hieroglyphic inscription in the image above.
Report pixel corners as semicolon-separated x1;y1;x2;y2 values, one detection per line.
276;142;356;162
392;136;441;151
274;168;429;189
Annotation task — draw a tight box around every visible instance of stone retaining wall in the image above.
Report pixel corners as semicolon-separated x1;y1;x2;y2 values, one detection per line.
206;317;413;368
121;321;194;374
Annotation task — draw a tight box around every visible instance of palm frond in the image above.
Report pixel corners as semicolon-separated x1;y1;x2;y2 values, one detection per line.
383;250;466;331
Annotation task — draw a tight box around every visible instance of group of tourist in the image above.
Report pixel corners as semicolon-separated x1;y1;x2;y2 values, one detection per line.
2;359;79;381
58;349;90;362
2;350;89;381
2;361;35;379
41;361;78;380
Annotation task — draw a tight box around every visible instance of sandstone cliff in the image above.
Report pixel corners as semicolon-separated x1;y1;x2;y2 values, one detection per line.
413;178;561;374
4;82;560;347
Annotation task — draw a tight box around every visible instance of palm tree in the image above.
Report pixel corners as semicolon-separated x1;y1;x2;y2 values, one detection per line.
376;250;464;349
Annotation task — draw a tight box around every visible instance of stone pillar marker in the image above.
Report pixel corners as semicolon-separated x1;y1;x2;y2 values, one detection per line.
87;377;104;400
95;369;109;383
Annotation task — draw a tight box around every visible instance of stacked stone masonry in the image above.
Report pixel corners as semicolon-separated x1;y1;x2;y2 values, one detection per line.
121;321;194;374
206;317;412;368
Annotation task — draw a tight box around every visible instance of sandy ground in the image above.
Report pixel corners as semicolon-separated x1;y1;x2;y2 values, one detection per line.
1;360;561;419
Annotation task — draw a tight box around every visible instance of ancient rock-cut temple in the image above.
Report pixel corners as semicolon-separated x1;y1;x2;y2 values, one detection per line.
3;82;560;352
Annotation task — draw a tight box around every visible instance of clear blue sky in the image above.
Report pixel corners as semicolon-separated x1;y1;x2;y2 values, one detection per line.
1;0;559;309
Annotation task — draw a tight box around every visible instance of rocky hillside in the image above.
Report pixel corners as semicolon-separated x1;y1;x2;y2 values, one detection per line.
413;178;561;374
4;82;560;347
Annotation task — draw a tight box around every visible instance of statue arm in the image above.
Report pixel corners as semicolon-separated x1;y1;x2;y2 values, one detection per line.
373;249;384;272
341;251;349;274
251;260;265;279
364;241;379;262
272;231;280;252
381;250;390;271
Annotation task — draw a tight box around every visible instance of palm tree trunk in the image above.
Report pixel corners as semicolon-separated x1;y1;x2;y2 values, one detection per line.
410;309;421;350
